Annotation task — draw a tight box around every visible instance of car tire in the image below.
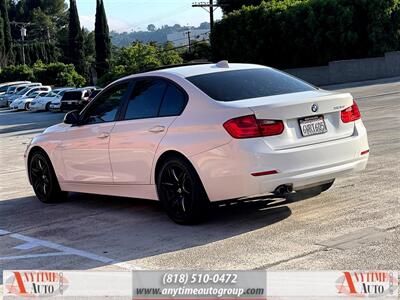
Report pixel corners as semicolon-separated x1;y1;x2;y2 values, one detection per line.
45;103;51;111
29;151;68;204
24;103;30;111
157;157;209;225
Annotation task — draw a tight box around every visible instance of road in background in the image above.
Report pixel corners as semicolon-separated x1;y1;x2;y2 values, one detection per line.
0;79;399;294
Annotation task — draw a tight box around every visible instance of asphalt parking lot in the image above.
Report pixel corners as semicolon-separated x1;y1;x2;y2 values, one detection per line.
0;78;399;291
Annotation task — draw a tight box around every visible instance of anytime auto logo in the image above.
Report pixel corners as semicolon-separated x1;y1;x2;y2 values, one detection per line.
336;271;398;297
4;271;69;297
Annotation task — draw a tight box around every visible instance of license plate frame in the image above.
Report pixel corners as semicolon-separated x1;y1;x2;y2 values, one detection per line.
298;115;328;137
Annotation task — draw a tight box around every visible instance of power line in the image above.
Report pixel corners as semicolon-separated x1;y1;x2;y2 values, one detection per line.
61;38;211;72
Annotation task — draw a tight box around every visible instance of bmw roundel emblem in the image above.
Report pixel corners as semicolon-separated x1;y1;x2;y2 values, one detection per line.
311;104;319;113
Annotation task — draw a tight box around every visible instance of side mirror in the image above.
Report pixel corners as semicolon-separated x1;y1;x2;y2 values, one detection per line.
63;110;80;125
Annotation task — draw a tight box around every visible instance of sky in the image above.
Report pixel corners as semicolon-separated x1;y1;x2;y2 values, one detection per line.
76;0;223;33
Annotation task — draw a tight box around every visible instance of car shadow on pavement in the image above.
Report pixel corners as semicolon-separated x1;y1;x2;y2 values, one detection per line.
0;193;294;269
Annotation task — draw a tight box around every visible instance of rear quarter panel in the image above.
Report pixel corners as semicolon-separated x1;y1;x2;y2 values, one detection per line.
149;73;252;185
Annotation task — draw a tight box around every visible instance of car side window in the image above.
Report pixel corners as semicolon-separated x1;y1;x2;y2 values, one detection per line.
159;84;187;117
83;83;129;125
124;79;168;120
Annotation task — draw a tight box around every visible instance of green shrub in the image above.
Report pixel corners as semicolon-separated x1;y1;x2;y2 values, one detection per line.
33;61;86;87
0;65;34;82
211;0;400;68
0;61;86;87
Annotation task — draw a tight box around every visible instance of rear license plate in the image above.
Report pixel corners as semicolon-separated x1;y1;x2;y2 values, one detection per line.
68;101;73;105
299;115;328;137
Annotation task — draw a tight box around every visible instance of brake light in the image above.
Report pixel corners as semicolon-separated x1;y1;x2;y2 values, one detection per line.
251;170;279;176
361;150;369;156
223;115;284;138
341;100;361;123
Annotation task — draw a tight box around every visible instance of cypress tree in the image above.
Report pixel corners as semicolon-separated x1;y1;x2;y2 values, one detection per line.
0;0;12;66
95;0;111;78
68;0;85;74
0;17;4;64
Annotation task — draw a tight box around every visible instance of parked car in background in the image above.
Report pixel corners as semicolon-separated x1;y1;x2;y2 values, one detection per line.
10;88;51;110
59;89;91;112
6;83;43;106
82;86;99;93
0;81;31;96
87;89;102;103
49;97;62;112
30;88;75;112
0;82;37;107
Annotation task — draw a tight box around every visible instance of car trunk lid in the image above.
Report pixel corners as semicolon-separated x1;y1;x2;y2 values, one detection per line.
221;90;355;150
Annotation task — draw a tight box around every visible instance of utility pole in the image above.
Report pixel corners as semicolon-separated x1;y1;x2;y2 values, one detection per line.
185;30;192;53
21;27;27;65
11;22;30;65
192;1;225;30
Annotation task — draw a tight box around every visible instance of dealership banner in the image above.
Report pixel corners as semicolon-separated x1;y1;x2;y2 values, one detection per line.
132;271;266;299
3;270;398;299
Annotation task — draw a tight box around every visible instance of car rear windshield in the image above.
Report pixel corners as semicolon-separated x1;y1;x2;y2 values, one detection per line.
62;91;82;100
186;68;315;101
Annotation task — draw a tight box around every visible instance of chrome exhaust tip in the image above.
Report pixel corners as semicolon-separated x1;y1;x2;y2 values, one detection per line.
273;184;293;197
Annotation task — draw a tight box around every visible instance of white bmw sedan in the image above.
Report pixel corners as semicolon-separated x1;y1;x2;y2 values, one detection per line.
25;63;369;224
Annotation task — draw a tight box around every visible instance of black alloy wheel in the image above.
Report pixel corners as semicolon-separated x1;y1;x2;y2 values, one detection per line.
157;158;209;224
29;152;68;203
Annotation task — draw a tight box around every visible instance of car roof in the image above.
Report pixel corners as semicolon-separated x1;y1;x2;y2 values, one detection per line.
64;89;85;93
53;87;75;91
0;81;30;87
27;86;50;90
9;83;31;88
118;63;266;81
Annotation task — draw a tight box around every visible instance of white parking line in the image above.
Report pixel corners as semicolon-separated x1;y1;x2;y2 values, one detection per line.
0;252;70;261
0;228;145;270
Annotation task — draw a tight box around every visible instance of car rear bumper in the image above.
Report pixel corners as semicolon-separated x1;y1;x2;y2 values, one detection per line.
49;104;61;111
190;120;369;202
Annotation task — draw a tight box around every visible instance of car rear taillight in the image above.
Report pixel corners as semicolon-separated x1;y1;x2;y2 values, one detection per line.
341;100;361;123
223;115;284;139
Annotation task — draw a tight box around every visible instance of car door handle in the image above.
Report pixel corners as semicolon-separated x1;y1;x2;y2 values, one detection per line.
97;132;110;139
149;126;166;133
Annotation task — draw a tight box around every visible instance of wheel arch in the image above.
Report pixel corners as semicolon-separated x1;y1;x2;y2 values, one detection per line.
154;150;195;184
27;146;52;184
154;150;208;193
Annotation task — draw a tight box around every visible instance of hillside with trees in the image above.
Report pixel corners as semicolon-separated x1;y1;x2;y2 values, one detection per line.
110;22;210;47
0;0;197;87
